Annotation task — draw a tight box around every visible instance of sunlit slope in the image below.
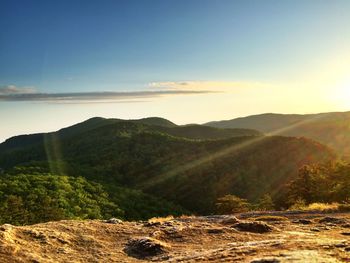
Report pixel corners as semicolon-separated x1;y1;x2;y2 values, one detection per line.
206;111;350;157
0;118;335;214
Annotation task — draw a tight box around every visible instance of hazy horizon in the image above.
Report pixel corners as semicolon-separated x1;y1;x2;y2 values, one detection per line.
2;109;350;143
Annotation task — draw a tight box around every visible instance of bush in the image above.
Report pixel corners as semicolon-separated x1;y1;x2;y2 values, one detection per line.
307;202;339;212
288;198;307;210
256;194;275;211
215;194;250;214
288;201;350;213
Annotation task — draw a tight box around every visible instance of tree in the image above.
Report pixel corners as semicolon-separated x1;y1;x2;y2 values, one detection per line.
215;194;250;214
287;161;350;206
0;195;29;225
256;194;275;211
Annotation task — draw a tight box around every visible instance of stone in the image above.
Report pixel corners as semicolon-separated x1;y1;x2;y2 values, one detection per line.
234;221;274;233
318;217;347;225
104;218;123;224
310;228;320;232
143;221;162;227
124;237;170;258
220;216;240;225
250;257;281;263
294;219;312;225
0;224;13;231
207;228;225;234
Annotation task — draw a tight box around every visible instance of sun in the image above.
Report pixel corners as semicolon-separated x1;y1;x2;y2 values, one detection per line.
333;77;350;109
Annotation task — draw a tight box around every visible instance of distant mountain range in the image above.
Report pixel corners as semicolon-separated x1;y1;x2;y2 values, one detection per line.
206;111;350;157
0;116;335;215
0;117;261;152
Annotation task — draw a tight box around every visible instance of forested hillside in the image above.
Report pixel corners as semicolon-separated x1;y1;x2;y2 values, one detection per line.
0;117;336;224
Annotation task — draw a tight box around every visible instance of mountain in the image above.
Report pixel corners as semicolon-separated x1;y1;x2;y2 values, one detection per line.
134;117;177;127
0;117;335;217
0;117;260;152
205;111;350;157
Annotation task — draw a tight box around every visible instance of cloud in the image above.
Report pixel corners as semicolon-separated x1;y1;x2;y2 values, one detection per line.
149;81;274;91
1;80;272;103
0;88;215;102
0;85;37;95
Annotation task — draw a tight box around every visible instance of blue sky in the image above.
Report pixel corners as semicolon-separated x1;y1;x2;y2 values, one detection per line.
1;0;350;141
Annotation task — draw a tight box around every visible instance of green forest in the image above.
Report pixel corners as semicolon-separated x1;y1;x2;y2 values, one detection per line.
0;117;348;225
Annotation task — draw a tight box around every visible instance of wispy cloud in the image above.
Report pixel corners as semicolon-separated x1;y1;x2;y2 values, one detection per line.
0;81;271;103
0;85;37;95
0;85;215;103
149;81;274;91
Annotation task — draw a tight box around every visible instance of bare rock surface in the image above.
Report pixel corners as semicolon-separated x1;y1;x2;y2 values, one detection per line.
0;213;349;262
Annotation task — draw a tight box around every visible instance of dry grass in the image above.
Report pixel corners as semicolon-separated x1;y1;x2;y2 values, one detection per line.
289;202;350;213
147;215;174;224
307;203;339;212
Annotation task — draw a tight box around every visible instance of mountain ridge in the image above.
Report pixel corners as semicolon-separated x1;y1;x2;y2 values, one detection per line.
0;117;261;152
205;111;350;156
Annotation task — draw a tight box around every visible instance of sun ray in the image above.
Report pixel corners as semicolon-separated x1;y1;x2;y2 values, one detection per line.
43;133;66;175
140;113;331;189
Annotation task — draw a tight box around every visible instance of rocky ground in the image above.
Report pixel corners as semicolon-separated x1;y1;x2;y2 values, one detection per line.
0;212;349;262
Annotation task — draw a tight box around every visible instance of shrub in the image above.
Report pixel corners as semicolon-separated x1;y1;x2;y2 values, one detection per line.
288;201;350;213
288;198;307;210
307;202;339;212
256;194;275;211
215;194;250;214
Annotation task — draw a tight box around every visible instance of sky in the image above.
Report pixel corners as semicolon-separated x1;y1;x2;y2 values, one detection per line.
1;0;350;142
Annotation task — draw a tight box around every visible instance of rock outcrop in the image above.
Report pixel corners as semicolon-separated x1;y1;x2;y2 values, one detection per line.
0;213;349;262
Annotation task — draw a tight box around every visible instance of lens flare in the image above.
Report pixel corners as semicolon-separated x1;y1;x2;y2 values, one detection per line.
44;133;66;175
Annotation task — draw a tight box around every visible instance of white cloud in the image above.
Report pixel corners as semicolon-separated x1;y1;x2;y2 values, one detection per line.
149;81;275;91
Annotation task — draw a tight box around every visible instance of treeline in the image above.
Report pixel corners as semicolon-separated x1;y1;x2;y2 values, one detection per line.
215;161;350;214
287;161;350;205
0;166;187;225
0;173;120;225
0;161;348;225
